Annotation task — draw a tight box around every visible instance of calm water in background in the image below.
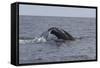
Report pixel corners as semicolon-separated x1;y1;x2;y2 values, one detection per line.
19;15;96;64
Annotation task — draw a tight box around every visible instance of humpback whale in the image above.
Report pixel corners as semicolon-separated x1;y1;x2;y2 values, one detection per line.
41;27;75;41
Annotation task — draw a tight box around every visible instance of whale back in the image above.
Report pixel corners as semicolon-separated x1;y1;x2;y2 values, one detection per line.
48;27;75;40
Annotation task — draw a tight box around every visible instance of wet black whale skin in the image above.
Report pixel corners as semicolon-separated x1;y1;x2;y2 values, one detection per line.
48;27;75;40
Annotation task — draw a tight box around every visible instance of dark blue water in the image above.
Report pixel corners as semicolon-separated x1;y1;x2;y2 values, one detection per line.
19;15;96;64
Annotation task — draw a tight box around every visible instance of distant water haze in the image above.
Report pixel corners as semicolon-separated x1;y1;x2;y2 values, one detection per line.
19;4;96;18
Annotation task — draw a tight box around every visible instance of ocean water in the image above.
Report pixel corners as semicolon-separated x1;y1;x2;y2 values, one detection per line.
19;15;96;64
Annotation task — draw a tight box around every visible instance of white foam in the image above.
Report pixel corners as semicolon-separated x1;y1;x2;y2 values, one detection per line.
19;37;47;44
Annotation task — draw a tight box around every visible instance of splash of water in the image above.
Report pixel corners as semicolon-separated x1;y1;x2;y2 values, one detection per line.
19;37;47;44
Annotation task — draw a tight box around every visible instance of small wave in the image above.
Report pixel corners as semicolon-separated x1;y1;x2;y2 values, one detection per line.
75;35;94;40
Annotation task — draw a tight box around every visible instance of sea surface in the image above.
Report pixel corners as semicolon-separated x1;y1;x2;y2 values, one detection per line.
19;15;96;64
